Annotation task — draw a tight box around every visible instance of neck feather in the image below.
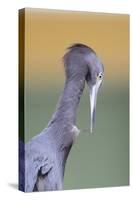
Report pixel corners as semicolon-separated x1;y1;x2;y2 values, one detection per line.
48;77;85;127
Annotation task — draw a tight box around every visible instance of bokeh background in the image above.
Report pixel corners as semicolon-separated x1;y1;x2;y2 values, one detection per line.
23;8;129;189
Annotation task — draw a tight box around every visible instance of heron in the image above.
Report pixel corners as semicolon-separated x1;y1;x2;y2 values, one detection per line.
19;43;104;192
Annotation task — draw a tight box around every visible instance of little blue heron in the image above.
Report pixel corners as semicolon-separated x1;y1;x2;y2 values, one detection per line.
19;43;104;192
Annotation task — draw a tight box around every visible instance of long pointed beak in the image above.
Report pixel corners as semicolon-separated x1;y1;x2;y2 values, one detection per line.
89;82;101;133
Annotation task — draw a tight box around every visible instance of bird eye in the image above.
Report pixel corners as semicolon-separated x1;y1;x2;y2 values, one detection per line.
97;72;103;80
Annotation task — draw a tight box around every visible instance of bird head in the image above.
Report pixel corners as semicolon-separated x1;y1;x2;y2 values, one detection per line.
85;51;104;133
63;43;104;133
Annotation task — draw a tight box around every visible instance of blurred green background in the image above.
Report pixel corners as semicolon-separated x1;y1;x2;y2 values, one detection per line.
23;8;129;189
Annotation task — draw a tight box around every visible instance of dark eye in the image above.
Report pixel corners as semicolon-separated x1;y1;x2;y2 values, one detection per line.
99;75;102;79
97;72;103;80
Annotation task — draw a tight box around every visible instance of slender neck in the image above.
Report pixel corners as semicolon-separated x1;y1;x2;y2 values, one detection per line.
47;77;85;173
48;77;85;127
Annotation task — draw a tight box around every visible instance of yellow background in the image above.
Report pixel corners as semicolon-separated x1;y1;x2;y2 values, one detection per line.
25;8;129;88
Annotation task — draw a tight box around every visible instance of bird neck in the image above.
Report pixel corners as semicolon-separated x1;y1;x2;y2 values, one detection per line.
47;77;85;170
48;77;85;127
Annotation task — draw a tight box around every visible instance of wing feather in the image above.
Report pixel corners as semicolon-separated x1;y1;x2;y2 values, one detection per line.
25;139;53;192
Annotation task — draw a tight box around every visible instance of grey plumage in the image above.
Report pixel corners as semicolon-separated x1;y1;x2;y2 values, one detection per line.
19;43;104;192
